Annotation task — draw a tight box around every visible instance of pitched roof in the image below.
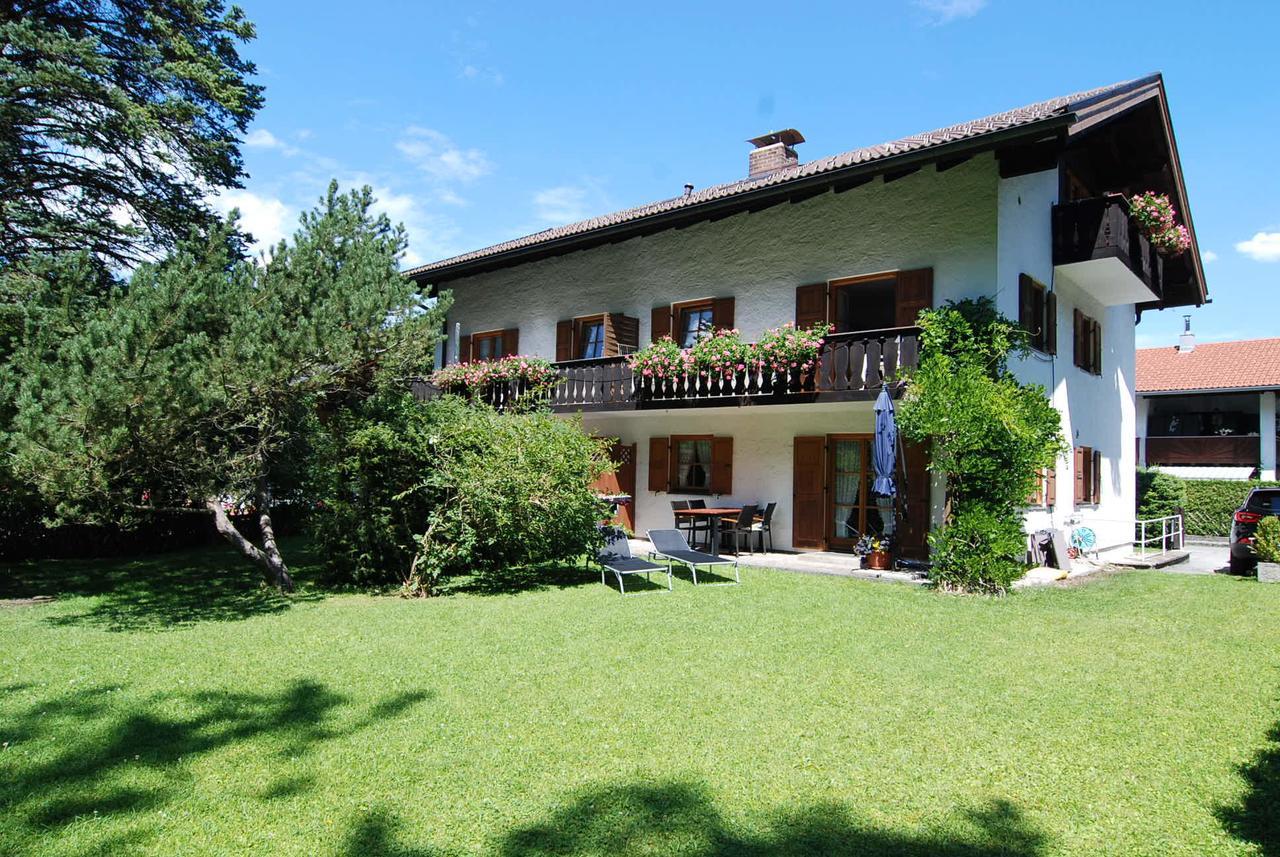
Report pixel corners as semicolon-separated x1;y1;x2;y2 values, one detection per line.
1136;338;1280;393
407;74;1166;282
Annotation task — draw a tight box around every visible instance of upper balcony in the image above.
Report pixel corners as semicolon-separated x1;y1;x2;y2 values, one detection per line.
1052;195;1163;306
416;326;920;414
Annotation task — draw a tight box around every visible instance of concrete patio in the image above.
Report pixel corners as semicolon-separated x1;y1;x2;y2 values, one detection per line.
626;538;927;585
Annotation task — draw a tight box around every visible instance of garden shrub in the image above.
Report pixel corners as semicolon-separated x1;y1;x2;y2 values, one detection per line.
308;392;611;593
927;506;1030;595
898;298;1064;593
1256;517;1280;565
1136;469;1186;521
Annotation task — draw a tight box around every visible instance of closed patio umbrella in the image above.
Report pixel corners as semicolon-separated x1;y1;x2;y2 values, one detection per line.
872;385;897;497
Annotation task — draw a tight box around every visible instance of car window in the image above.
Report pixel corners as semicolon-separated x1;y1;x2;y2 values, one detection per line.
1246;490;1280;513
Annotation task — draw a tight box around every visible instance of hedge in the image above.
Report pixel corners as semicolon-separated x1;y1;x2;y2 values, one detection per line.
1138;476;1280;537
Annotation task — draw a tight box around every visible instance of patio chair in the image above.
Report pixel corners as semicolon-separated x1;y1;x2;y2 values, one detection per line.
750;502;777;553
647;529;740;586
597;528;671;595
686;499;712;548
717;504;759;556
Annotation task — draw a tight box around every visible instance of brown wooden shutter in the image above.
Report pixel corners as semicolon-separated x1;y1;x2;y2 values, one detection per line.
710;436;733;495
457;334;471;364
1091;319;1102;375
555;320;574;362
795;283;828;329
1046;466;1057;506
1074;446;1086;505
1073;310;1084;369
1091;449;1102;504
501;328;519;357
895;267;933;327
651;305;672;342
711;296;735;332
647;437;670;492
899;440;931;559
792;436;826;550
608;314;639;355
1018;274;1036;340
1045;291;1058;355
1027;470;1043;506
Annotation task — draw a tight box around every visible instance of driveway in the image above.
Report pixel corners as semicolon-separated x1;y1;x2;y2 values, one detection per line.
1165;541;1231;575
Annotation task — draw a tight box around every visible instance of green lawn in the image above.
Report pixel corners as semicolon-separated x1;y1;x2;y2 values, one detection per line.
2;546;1280;856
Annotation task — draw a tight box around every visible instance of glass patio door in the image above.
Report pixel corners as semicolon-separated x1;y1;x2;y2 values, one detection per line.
826;435;887;551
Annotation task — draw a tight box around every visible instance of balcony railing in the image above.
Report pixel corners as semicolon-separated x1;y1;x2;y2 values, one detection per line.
415;326;920;413
1052;195;1163;297
1145;435;1260;467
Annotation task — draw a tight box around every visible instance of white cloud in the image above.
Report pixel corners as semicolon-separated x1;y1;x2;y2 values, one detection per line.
914;0;988;24
1236;232;1280;262
434;188;468;207
369;185;461;268
212;190;293;255
533;186;590;226
1201;250;1218;263
244;128;300;157
460;64;504;85
396;127;492;183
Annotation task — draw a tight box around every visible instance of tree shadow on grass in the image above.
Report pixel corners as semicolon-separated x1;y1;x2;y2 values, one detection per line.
446;560;600;597
0;539;324;631
0;678;432;855
344;781;1048;857
1217;719;1280;855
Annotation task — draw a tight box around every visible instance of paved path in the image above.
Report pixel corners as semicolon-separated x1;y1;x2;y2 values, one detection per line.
1164;542;1230;575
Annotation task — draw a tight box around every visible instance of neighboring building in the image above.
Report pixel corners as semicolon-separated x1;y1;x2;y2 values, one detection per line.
409;73;1207;558
1136;323;1280;480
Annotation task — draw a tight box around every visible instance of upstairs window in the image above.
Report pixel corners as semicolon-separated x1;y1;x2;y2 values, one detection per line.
1018;274;1057;354
1073;310;1102;375
830;276;897;333
472;330;505;362
578;317;605;359
676;300;714;347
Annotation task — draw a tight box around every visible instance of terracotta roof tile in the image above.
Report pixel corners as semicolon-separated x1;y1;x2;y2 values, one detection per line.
407;75;1162;280
1136;338;1280;392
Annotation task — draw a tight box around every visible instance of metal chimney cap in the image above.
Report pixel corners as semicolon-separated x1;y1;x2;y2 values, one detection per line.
747;129;805;149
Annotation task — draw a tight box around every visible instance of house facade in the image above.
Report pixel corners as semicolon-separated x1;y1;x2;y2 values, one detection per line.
409;74;1206;559
1137;326;1280;480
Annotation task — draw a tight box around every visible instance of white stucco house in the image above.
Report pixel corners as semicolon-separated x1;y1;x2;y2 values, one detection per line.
408;73;1207;561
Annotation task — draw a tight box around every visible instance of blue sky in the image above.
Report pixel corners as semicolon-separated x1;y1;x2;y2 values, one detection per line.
227;0;1278;349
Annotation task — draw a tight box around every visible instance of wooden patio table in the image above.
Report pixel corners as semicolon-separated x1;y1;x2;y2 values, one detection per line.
672;506;741;552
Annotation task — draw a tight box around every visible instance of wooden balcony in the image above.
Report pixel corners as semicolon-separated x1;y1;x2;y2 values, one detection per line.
416;327;920;413
1052;195;1163;304
1145;435;1260;467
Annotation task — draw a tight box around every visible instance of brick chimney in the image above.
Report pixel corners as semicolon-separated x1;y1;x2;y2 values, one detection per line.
747;129;805;178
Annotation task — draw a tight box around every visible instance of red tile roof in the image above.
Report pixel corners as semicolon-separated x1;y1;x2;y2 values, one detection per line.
1136;338;1280;392
407;75;1166;281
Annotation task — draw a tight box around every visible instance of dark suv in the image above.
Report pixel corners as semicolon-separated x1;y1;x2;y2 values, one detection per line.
1229;488;1280;573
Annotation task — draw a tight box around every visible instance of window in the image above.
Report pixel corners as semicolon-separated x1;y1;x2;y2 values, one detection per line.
673;436;714;492
675;301;714;347
1074;446;1101;506
830;276;897;333
1027;467;1057;507
1018;274;1056;354
578;317;605;359
1073;309;1102;375
472;330;506;361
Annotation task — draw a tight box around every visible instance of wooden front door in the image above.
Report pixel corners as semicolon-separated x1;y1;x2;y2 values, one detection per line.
592;442;637;531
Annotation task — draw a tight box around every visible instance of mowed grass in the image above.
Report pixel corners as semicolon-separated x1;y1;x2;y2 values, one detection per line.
2;546;1280;856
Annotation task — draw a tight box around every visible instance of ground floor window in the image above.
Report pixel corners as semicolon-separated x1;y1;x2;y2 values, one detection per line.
673;435;714;492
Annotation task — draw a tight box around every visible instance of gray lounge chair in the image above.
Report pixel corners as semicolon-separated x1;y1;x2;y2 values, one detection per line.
598;529;671;595
646;529;740;586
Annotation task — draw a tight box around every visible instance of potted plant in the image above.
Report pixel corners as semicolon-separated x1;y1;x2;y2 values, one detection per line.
1255;517;1280;583
755;322;830;392
430;355;557;402
854;533;893;571
626;336;691;398
1128;191;1192;256
688;327;751;393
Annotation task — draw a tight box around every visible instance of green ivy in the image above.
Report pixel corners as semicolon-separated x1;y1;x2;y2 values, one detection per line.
898;297;1065;593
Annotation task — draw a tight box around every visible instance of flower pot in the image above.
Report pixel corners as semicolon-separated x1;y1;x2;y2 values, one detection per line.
1258;561;1280;583
866;550;891;571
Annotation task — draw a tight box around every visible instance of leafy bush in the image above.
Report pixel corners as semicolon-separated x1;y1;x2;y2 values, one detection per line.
898;297;1064;594
1137;469;1186;521
1179;479;1280;537
308;392;611;593
927;507;1029;595
1256;517;1280;565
